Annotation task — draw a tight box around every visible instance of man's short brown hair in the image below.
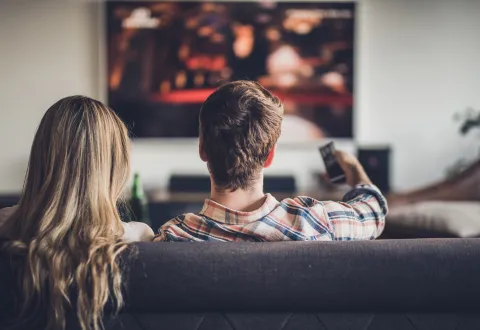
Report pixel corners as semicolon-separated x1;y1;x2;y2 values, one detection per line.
199;80;283;191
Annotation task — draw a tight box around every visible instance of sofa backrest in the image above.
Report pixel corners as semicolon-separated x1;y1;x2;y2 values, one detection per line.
1;239;480;321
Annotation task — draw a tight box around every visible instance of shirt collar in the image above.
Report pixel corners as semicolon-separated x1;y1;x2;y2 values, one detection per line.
199;193;279;225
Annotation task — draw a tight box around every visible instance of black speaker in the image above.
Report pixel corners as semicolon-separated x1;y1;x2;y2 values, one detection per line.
264;176;296;193
168;175;296;193
169;175;211;193
357;147;391;194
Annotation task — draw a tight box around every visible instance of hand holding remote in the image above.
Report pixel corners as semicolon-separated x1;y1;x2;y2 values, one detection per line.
334;151;372;187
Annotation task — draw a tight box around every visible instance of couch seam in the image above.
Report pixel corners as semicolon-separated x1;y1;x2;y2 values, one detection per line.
279;313;294;330
194;314;207;330
131;313;149;330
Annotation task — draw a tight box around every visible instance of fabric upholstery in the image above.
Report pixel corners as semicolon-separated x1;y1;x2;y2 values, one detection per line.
386;202;480;238
2;239;480;329
100;313;480;330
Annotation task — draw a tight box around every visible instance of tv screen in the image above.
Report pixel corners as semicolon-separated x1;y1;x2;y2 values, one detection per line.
106;2;355;140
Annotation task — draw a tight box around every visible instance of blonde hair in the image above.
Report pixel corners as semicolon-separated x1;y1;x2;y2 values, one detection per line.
2;96;131;330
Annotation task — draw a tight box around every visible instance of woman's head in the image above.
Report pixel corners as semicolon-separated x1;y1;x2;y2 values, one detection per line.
18;95;130;240
4;96;131;330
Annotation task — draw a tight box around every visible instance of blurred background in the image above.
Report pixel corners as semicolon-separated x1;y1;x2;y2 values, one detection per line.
106;2;355;139
0;0;479;225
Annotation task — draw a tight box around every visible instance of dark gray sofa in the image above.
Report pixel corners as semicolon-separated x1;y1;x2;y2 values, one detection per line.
2;239;480;330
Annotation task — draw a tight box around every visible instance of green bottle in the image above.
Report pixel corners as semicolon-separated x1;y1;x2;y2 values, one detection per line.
130;172;150;226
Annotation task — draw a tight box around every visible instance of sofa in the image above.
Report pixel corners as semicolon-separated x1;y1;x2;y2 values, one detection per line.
2;239;480;330
382;159;480;239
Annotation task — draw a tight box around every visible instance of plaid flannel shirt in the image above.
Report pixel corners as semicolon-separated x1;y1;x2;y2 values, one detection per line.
154;184;388;242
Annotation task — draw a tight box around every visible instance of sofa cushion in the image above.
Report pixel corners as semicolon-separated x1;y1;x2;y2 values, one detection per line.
93;313;480;330
4;239;480;330
386;201;480;238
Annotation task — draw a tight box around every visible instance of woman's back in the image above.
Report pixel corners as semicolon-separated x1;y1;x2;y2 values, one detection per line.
0;206;15;232
0;205;153;242
0;96;152;330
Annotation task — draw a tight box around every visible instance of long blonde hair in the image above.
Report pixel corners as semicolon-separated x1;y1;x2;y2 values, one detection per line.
2;96;131;330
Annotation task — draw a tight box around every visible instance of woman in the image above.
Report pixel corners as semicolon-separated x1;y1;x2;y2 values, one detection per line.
0;96;154;330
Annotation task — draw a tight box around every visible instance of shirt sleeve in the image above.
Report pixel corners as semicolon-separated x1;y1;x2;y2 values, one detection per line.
320;184;388;240
153;217;184;242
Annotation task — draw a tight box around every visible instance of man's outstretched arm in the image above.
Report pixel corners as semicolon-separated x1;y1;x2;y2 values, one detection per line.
318;151;388;240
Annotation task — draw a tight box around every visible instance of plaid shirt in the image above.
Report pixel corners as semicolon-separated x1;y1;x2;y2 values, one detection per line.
154;184;388;242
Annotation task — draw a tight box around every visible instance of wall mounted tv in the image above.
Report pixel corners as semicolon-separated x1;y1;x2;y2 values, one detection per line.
106;2;355;140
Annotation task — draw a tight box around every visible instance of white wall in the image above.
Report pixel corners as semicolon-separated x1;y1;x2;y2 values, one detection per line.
356;0;480;190
0;0;479;194
0;0;101;193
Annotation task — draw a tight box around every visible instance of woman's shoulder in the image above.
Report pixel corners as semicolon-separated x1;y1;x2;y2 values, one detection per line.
0;206;18;228
121;221;154;242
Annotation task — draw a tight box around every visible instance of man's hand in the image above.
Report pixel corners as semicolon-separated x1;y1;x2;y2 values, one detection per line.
335;150;372;187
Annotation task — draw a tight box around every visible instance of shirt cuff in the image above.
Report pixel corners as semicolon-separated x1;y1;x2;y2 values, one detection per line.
342;184;388;215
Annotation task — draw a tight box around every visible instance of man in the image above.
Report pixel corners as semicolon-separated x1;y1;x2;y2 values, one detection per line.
154;80;387;242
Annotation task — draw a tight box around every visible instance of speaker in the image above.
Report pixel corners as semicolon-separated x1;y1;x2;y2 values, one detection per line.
168;175;296;193
357;147;391;194
169;175;211;193
264;176;296;193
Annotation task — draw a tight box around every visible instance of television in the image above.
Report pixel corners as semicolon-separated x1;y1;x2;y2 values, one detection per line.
106;1;355;140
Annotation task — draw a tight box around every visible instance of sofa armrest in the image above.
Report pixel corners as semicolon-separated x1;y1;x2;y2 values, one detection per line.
387;159;480;207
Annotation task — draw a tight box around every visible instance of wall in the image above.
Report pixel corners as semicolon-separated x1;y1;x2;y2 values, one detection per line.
0;0;479;194
356;0;480;190
0;0;101;193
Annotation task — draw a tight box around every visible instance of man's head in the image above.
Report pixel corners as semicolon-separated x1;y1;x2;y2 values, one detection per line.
199;80;284;191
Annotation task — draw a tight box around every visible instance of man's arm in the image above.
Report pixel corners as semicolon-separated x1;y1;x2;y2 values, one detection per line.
153;215;199;242
321;151;388;240
153;217;182;242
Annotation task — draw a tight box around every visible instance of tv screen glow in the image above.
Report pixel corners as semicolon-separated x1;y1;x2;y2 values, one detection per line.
106;2;355;140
